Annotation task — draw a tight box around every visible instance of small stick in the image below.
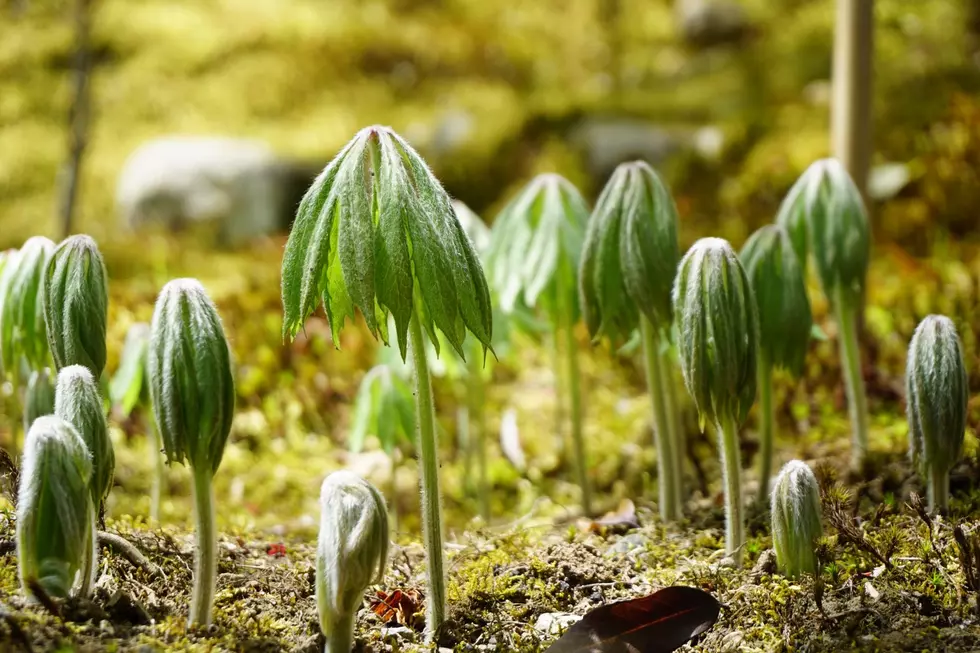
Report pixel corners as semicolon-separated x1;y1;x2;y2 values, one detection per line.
97;531;162;578
26;579;62;619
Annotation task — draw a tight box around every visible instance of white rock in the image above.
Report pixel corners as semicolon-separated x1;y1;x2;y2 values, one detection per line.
534;612;581;636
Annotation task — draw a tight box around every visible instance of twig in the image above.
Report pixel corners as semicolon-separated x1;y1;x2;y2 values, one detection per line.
97;531;162;578
26;579;61;619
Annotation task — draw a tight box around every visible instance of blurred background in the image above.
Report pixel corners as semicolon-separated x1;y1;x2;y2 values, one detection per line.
1;0;978;536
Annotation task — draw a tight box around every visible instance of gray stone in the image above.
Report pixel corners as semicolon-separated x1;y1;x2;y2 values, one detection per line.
534;612;582;636
381;626;416;644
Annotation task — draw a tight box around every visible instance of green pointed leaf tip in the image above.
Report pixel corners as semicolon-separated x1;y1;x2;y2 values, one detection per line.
110;322;150;415
42;235;109;379
906;315;968;476
739;225;812;375
280;125;493;361
17;415;94;598
451;200;492;258
1;236;56;371
579;161;680;343
770;460;822;578
147;278;235;475
316;471;389;637
485;173;588;319
24;367;55;432
775;158;870;309
673;237;759;428
54;365;115;508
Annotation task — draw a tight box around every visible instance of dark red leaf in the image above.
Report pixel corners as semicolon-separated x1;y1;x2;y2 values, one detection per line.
543;586;720;653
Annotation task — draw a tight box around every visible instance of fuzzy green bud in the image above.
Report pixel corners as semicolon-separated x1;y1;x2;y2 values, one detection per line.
109;322;151;416
580;161;680;343
281;126;493;361
147;279;235;475
42;235;109;379
485;173;589;317
54;365;114;510
770;460;823;578
1;237;55;372
906;315;968;513
775;158;870;310
673;237;759;429
17;415;96;599
23;367;55;433
739;225;812;375
316;471;389;653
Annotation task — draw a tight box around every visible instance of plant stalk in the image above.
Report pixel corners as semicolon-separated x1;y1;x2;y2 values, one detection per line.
147;414;163;522
834;288;869;470
640;317;678;522
408;312;446;640
928;465;950;515
468;356;490;521
657;341;684;517
76;497;98;598
551;321;567;455
756;356;774;504
322;613;355;653
717;413;745;567
190;465;217;627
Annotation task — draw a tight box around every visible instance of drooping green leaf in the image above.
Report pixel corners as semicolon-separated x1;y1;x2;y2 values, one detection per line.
109;323;150;416
2;237;56;372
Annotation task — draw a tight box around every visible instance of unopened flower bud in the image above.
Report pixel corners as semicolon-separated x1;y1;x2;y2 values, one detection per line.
147;279;235;474
770;460;823;578
23;367;55;432
55;365;114;510
1;237;55;371
316;471;389;652
17;415;95;599
42;235;109;378
906;315;968;513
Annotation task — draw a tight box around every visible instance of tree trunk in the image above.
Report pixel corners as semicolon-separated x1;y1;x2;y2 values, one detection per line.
831;0;874;203
58;0;93;239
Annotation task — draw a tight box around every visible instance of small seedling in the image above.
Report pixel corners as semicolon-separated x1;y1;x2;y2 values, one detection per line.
1;237;55;375
42;234;109;380
281;125;492;638
148;278;235;627
17;415;96;599
23;367;55;433
673;238;759;566
740;225;812;502
906;315;968;514
771;459;823;578
316;471;389;653
485;173;592;514
776;159;871;469
579;161;683;521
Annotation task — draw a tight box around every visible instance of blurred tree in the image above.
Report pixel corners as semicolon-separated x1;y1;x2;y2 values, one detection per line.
58;0;93;239
831;0;873;203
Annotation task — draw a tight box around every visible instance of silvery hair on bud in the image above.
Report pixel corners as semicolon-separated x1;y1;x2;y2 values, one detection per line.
54;364;115;509
316;471;389;623
770;460;822;578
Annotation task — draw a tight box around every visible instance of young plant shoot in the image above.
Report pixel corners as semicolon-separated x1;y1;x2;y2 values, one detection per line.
110;322;163;520
906;315;968;514
740;225;812;502
485;173;592;514
316;471;389;653
148;279;235;627
770;460;823;578
42;234;109;380
776;159;871;468
17;415;96;600
280;126;493;639
674;238;759;566
23;367;55;433
579;161;682;521
1;236;55;376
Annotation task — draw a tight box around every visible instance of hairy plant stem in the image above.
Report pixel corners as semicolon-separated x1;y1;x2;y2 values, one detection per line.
76;498;98;598
467;355;490;520
928;465;950;515
556;269;591;516
756;356;774;505
640;317;678;521
322;612;355;653
408;312;446;640
834;287;869;470
190;465;217;626
658;341;684;517
717;413;744;567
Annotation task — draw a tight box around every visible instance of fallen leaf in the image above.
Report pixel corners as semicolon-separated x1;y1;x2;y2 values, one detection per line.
543;585;720;653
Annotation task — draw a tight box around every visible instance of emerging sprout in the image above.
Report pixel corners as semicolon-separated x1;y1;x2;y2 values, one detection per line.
673;238;759;566
770;460;823;578
349;363;414;456
148;278;235;627
23;367;55;433
42;235;109;379
281;126;491;638
740;225;812;501
316;471;389;653
776;159;871;468
579;161;683;521
486;173;593;515
906;315;969;514
1;237;56;373
17;415;96;599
